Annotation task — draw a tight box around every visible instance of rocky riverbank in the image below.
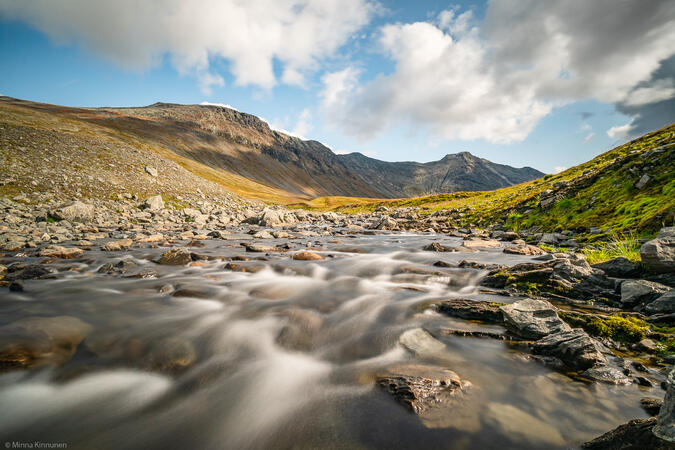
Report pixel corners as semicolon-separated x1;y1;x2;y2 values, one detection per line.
1;195;674;448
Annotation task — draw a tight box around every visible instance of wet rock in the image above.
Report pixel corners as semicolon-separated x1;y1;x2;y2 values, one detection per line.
158;284;175;294
592;257;642;278
641;233;675;274
157;247;192;265
654;367;675;442
292;251;323;261
647;291;675;315
101;238;133;251
582;365;632;385
433;260;454;268
0;264;6;279
432;299;504;322
399;328;447;358
252;230;274;239
636;338;657;352
485;402;565;447
376;364;467;414
276;309;323;352
144;195;164;211
636;376;654;387
423;242;453;252
503;244;546;256
38;245;84;259
462;238;501;249
172;288;211;299
531;329;607;370
9;281;24;292
457;260;505;271
375;216;398;230
500;299;571;339
0;316;92;370
145;337;196;373
642;397;664;416
49;200;95;222
4;264;54;281
582;417;672;449
621;280;670;306
244;243;279;253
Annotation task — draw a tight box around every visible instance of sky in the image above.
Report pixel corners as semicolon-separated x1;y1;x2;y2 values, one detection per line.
1;1;674;174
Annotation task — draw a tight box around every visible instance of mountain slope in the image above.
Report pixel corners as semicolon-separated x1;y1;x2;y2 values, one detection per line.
0;97;542;202
303;123;675;236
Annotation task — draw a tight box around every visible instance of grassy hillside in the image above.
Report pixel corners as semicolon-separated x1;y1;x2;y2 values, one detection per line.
294;124;675;237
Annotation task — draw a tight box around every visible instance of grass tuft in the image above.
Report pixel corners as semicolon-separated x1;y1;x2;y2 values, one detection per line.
581;232;641;264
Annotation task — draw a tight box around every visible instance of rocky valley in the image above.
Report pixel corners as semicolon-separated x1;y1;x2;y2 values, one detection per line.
1;97;674;449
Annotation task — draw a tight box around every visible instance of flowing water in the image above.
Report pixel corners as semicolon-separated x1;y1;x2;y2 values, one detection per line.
0;231;652;449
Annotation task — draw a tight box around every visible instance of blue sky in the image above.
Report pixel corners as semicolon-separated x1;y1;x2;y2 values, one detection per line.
1;0;673;173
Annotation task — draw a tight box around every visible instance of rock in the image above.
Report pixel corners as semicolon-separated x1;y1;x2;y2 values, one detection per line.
660;228;675;238
9;281;23;292
38;245;84;259
432;299;504;322
462;238;501;249
636;338;657;352
0;316;92;369
137;233;165;243
654;367;675;442
423;242;453;252
276;309;323;351
258;208;290;227
503;244;546;256
144;165;158;177
531;329;607;370
641;234;675;274
101;239;133;251
145;337;196;373
144;195;164;211
539;233;558;245
157;247;192;265
647;291;675;314
500;299;571;339
582;418;672;449
252;230;274;239
49;201;95;223
375;216;398;230
582;365;633;385
592;257;642;278
635;174;651;189
621;280;670;306
244;243;279;253
399;328;447;358
4;264;54;281
642;397;664;416
485;403;565;447
292;251;323;261
376;364;466;414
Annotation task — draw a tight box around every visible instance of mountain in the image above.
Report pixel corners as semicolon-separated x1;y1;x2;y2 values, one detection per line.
0;97;542;202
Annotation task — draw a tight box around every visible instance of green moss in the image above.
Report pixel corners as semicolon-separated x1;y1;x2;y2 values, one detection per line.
560;312;650;344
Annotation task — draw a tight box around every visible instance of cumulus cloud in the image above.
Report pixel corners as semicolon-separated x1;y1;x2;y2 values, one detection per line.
584;132;595;143
200;101;237;111
0;0;375;93
553;166;567;174
269;108;313;140
607;124;631;139
322;0;675;143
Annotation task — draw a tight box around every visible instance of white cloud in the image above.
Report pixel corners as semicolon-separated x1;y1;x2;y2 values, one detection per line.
0;0;375;93
268;108;313;140
607;123;632;139
322;1;675;144
200;101;237;111
581;123;592;131
553;166;567;174
584;132;595;143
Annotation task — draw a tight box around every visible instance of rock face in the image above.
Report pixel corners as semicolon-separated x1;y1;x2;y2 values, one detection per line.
592;257;642;278
641;231;675;274
531;329;607;370
654;367;675;442
500;299;571;339
376;364;466;414
49;200;95;222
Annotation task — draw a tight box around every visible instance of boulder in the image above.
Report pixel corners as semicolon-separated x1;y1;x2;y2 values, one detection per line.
4;264;54;281
423;242;453;252
621;280;670;306
531;329;607;370
144;195;164;211
258;208;289;227
375;216;398;230
292;251;323;261
641;234;675;274
654;367;675;442
398;328;447;358
582;365;633;385
642;397;664;416
503;244;547;256
500;299;571;339
101;239;133;251
144;165;158;177
38;245;83;259
583;418;672;449
49;201;95;222
592;257;642;278
376;364;466;414
646;291;675;315
244;243;279;253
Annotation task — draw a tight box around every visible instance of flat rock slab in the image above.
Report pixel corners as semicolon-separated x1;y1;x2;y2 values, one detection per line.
500;299;571;339
432;298;504;322
531;329;607;370
37;245;84;259
503;244;547;256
